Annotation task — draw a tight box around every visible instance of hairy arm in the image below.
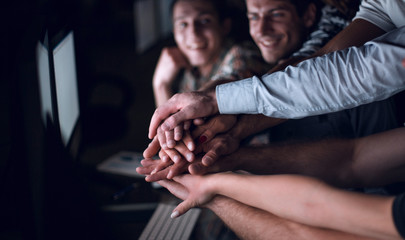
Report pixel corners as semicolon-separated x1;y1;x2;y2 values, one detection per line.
208;174;399;240
206;196;373;240
158;182;374;240
170;173;400;240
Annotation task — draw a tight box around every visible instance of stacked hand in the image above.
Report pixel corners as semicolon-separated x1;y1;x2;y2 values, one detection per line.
137;113;241;181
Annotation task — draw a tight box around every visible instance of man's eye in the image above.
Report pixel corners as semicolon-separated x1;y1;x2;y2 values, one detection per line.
200;18;212;25
247;15;259;21
178;22;187;29
271;11;286;18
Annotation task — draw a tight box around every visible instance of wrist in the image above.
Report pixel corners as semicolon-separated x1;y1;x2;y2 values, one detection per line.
203;88;219;114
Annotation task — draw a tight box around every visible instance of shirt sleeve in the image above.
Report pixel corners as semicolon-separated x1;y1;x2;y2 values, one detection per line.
353;0;395;32
393;193;405;239
216;27;405;119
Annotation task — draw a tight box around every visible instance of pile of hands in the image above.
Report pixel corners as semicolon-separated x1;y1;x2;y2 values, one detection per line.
137;114;239;181
136;113;241;217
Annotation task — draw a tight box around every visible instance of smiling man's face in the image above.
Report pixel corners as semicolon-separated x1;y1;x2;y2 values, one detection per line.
173;0;226;68
247;0;312;64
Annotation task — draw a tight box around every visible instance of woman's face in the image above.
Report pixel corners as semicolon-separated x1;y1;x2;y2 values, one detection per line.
173;0;226;68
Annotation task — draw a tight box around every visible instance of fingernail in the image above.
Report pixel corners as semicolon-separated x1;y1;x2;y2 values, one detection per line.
173;155;180;163
187;142;194;151
186;153;193;162
162;156;169;162
171;211;179;219
167;171;173;179
199;135;207;144
175;133;182;141
203;156;213;166
151;169;157;175
162;143;167;149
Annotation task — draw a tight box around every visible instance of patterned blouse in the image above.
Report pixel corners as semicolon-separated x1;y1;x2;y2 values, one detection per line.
177;40;271;93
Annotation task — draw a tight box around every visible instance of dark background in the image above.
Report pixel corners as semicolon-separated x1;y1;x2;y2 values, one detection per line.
1;0;248;239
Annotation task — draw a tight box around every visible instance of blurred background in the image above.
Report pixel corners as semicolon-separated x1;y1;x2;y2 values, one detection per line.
1;0;248;239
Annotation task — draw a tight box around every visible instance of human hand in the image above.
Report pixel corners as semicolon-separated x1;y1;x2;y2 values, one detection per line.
158;174;215;218
157;123;195;150
153;47;189;89
148;90;219;139
192;114;237;145
193;132;241;168
150;132;241;179
136;157;190;182
144;124;195;159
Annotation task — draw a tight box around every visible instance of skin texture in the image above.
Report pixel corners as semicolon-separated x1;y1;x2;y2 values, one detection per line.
247;0;316;64
140;127;405;239
160;173;400;240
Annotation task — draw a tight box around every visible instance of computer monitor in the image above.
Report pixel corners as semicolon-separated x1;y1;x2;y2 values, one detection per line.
26;19;106;240
37;26;81;159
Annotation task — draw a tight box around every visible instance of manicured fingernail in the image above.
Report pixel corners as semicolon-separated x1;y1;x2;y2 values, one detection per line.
186;153;193;162
171;211;179;219
199;135;207;144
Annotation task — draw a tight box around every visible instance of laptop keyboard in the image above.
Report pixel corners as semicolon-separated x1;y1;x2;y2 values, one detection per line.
139;203;201;240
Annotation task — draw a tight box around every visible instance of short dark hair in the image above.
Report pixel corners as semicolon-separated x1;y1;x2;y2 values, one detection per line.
289;0;323;17
170;0;231;23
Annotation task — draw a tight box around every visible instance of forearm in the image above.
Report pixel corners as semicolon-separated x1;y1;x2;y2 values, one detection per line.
227;114;286;141
232;128;405;187
153;82;174;107
207;195;375;240
209;174;400;240
231;139;356;187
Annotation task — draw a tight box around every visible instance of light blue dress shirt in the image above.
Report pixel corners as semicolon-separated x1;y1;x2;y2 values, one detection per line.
216;27;405;119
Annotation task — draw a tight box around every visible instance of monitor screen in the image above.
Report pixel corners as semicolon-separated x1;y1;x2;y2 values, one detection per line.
37;33;54;125
36;28;81;157
53;31;80;146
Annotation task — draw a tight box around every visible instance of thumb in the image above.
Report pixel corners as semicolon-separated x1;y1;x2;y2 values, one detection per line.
170;200;194;219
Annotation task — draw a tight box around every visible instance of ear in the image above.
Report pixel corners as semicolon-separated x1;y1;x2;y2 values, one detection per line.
222;18;232;36
302;3;317;28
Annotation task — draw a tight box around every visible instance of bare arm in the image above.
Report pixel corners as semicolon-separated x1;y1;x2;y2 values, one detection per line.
152;47;190;107
169;173;400;240
197;128;405;188
270;19;386;73
158;182;375;240
211;174;399;240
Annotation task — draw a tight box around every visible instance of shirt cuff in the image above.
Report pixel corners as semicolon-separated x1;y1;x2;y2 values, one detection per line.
216;77;259;114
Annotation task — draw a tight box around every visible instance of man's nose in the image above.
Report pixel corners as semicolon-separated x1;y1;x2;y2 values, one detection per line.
255;16;274;36
188;22;202;38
